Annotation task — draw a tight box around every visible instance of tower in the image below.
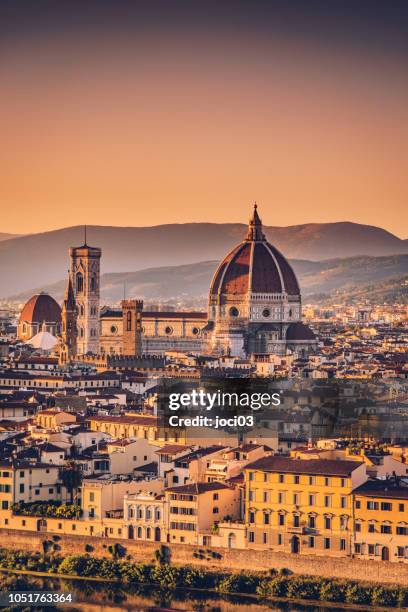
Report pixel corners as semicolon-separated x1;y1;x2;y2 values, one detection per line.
59;277;77;365
69;232;101;355
122;299;144;356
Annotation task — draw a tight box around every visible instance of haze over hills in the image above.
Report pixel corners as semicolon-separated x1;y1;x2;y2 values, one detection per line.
0;233;19;242
8;254;408;306
0;221;407;297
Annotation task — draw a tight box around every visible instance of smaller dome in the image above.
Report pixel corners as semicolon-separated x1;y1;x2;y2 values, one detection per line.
20;293;61;324
286;322;316;341
27;329;58;351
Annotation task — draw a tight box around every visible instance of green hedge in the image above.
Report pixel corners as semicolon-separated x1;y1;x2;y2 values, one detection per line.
12;501;82;519
0;548;405;608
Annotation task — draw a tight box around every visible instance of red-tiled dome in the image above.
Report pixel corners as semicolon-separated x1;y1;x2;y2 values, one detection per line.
210;205;300;297
20;293;61;324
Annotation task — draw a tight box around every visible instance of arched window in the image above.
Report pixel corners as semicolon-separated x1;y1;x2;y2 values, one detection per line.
126;311;132;331
146;506;152;520
137;526;142;538
76;272;84;293
90;275;97;291
146;527;151;539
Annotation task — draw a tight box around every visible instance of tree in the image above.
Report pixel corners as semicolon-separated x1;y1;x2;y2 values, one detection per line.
59;461;83;504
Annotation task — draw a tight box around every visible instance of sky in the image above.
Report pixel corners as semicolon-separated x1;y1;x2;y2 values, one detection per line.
0;1;407;237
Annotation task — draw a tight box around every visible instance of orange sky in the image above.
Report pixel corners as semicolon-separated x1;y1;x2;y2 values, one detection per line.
1;16;407;237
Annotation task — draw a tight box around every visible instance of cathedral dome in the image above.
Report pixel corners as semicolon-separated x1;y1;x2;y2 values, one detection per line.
209;205;300;297
20;293;61;325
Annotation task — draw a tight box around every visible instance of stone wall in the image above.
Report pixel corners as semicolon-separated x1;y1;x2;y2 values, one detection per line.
1;528;408;586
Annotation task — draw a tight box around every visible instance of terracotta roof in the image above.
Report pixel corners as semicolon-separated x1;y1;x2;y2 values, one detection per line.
156;444;191;455
354;480;408;500
286;322;316;341
19;293;61;324
245;456;364;476
166;482;231;494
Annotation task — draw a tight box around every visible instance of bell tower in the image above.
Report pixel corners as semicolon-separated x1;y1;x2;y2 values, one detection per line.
122;299;143;356
59;276;77;365
69;229;102;355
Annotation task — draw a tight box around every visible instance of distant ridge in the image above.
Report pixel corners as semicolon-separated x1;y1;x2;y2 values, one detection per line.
8;254;408;305
0;221;407;296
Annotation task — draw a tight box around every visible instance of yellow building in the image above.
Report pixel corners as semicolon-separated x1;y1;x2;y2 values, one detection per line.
35;409;76;430
86;414;186;446
244;456;366;557
353;480;408;563
0;461;62;512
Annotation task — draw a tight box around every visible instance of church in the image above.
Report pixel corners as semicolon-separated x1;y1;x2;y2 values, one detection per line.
21;205;315;361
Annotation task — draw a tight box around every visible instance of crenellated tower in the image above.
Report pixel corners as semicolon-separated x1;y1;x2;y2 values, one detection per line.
122;299;144;356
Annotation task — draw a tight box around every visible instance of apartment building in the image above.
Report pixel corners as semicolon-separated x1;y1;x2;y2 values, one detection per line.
354;479;408;563
244;456;367;556
165;482;240;545
0;461;61;510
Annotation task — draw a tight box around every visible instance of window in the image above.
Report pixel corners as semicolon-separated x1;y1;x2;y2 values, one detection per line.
355;543;361;554
341;496;347;509
324;538;331;549
248;491;254;502
35;489;40;496
48;488;54;494
381;524;392;534
397;526;408;536
72;524;76;531
368;544;375;555
381;502;392;511
324;477;330;486
126;311;132;331
355;500;361;509
213;507;219;514
213;493;219;500
368;523;375;533
294;475;300;484
278;534;283;545
263;491;269;503
399;504;405;512
76;273;84;293
340;478;346;487
249;472;254;481
367;501;379;510
293;493;299;505
249;511;255;524
340;539;346;551
19;484;24;493
309;536;315;548
397;547;405;558
324;516;331;530
293;515;300;528
263;473;268;483
278;492;285;504
324;495;331;508
263;513;270;525
309;476;315;485
19;471;24;478
308;515;316;529
248;531;255;543
279;514;285;526
1;501;8;510
263;532;268;544
279;474;284;484
308;494;315;506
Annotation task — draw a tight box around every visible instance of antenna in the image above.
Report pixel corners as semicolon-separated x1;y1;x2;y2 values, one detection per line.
84;225;87;246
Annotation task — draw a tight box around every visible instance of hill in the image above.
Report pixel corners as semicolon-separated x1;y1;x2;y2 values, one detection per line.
0;221;406;296
8;254;408;305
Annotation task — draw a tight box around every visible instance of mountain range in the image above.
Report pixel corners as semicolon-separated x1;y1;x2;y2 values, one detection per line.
0;221;407;297
8;254;408;306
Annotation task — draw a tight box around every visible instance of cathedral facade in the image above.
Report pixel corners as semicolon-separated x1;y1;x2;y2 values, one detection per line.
56;205;315;361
